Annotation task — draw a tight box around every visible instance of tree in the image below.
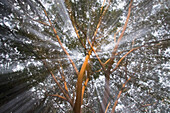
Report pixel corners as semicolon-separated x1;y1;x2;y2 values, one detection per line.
0;0;169;113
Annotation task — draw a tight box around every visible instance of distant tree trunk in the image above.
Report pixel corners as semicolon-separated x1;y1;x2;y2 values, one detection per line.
100;73;110;113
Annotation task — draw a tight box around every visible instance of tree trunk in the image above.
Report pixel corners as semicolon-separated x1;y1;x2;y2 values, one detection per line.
73;51;91;113
100;74;110;113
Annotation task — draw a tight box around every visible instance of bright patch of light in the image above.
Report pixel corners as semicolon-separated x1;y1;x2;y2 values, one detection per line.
30;87;36;92
12;64;25;72
102;42;114;52
139;81;149;86
159;76;170;88
71;50;84;60
12;61;43;72
151;4;161;15
164;47;170;57
115;104;125;111
131;61;136;66
152;31;159;37
117;1;126;9
98;75;105;81
162;63;170;70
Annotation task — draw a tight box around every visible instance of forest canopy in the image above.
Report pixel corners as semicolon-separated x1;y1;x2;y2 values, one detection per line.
0;0;169;113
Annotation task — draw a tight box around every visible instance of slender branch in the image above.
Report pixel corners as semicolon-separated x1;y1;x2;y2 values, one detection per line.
42;60;73;106
92;0;110;43
113;0;132;52
114;27;122;43
58;68;71;98
111;77;131;113
66;1;87;50
104;59;111;65
87;38;106;72
94;50;126;73
110;37;168;73
49;70;73;107
81;76;90;105
141;103;153;107
105;102;111;113
30;18;50;26
95;36;166;74
34;58;74;107
101;0;106;11
70;15;87;50
111;46;140;73
107;0;133;74
59;62;69;93
48;94;67;101
42;8;79;76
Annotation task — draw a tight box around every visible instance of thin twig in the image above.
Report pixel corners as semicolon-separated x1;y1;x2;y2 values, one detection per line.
31;18;50;26
92;0;110;43
66;1;87;50
49;70;73;107
48;94;67;101
114;27;123;43
59;62;69;93
70;16;87;50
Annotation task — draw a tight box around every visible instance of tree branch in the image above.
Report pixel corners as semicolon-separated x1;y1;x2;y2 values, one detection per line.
111;46;140;73
48;94;67;101
111;77;131;113
81;76;90;105
87;38;106;72
42;7;79;76
105;102;111;113
107;0;133;74
92;0;110;43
